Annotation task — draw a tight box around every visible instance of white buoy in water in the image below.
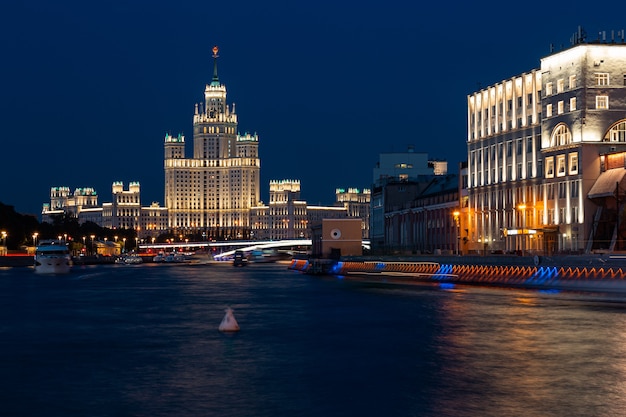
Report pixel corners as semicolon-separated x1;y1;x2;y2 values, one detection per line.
219;307;240;332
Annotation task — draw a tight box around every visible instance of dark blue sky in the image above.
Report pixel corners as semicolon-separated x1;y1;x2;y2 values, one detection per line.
1;0;623;216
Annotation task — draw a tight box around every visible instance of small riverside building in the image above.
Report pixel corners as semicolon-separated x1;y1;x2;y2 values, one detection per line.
311;218;363;259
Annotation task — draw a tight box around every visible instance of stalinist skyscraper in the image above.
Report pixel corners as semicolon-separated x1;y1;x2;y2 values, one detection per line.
164;46;260;239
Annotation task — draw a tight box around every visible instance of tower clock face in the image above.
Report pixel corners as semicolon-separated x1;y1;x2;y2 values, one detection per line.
330;229;341;239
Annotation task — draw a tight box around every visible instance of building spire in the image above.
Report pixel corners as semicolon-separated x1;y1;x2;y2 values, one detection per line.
211;46;220;86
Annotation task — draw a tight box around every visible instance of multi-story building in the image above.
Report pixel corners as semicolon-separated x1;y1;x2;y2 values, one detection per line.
335;187;371;238
379;174;460;254
102;182;141;230
250;180;349;240
42;187;99;221
42;182;169;240
164;46;260;239
467;30;626;254
370;148;447;250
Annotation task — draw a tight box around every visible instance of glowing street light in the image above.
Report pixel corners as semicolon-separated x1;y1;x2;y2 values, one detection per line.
453;210;460;255
33;232;39;247
517;204;527;256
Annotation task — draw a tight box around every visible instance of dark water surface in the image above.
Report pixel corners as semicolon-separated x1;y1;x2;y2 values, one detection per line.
1;263;626;416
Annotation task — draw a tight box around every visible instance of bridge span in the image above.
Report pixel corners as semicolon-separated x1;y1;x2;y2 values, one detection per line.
138;239;370;259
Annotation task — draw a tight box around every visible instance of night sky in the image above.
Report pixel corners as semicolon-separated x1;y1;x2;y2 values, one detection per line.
1;0;624;216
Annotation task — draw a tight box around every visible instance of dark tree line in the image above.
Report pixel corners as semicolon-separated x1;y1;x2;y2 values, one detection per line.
0;202;137;250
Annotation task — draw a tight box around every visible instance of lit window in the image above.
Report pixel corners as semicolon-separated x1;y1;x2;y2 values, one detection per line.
596;96;609;109
569;75;577;89
557;79;564;93
558;101;564;114
595;73;609;86
607;121;626;142
569;153;578;174
546;104;553;117
546;82;553;95
557;155;566;177
570;97;576;111
546;157;555;178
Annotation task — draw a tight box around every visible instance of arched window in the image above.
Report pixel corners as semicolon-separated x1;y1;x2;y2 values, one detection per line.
550;123;572;147
605;120;626;142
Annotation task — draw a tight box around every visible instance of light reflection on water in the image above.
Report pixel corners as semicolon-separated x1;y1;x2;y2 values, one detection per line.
1;265;626;416
432;287;626;417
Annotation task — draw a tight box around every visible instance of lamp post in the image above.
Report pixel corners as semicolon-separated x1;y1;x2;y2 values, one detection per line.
90;234;95;256
123;238;127;253
517;204;526;256
453;210;460;255
1;231;6;247
33;232;39;248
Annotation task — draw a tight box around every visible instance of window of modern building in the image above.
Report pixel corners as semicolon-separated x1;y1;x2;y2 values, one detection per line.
595;73;609;86
546;157;555;178
570;97;576;111
527;161;533;178
569;153;579;174
546;82;553;95
517;163;523;179
546;104;553;117
557;155;566;177
558;101;564;114
569;75;577;89
557;79;564;93
517;139;523;155
507;141;512;157
596;95;609;109
526;137;533;153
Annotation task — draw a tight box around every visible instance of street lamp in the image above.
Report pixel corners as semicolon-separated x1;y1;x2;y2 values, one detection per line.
33;232;39;247
517;204;527;256
453;210;460;255
90;235;95;256
123;238;127;253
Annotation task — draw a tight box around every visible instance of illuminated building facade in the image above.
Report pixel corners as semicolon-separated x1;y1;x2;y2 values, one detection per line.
42;187;99;222
42;182;169;240
164;46;260;239
102;182;140;230
467;31;626;254
250;180;349;240
335;188;371;238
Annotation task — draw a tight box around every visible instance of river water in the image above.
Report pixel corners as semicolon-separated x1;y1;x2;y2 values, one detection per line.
1;262;626;417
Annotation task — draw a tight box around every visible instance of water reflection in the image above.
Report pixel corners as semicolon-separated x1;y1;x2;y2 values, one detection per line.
433;288;626;416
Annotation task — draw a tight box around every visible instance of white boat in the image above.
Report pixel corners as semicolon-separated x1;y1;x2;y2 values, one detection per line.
34;240;72;274
165;253;186;263
124;254;144;264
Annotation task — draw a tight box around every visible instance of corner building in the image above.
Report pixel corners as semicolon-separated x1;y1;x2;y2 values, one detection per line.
164;47;260;238
468;33;626;254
